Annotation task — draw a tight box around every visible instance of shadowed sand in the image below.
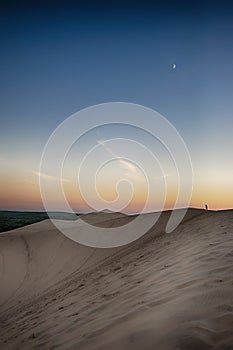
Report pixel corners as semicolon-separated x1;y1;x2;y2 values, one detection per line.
1;209;233;349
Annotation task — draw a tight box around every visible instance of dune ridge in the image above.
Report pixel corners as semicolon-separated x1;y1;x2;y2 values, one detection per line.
1;209;233;349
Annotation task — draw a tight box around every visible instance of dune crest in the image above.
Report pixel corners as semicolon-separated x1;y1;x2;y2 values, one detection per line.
1;209;233;349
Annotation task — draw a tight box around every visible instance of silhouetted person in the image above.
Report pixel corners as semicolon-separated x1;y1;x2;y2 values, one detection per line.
205;204;208;210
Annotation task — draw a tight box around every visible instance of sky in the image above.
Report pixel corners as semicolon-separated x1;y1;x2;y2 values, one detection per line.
0;0;233;212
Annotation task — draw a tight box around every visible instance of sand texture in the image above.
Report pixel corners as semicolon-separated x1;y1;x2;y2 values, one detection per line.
1;209;233;349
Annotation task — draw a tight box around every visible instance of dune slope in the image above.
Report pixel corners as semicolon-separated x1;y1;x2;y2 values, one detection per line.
1;209;233;349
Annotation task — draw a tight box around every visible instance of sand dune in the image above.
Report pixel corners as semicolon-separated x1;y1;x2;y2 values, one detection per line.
1;209;233;349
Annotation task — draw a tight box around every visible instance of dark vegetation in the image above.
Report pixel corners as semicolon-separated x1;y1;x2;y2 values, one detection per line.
0;211;78;233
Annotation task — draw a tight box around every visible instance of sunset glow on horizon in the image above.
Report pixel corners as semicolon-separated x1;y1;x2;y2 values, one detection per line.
0;1;233;213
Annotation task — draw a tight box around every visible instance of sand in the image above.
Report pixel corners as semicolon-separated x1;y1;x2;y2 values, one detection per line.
1;209;233;349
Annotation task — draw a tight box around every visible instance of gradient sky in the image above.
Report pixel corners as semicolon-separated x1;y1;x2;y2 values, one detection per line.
0;0;233;212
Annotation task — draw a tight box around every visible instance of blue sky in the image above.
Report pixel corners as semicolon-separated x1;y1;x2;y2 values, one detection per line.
0;0;233;211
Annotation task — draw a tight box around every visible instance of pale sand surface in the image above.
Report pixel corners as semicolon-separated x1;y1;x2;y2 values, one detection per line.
1;209;233;349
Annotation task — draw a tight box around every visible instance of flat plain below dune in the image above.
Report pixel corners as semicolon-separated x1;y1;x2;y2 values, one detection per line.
1;209;233;349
